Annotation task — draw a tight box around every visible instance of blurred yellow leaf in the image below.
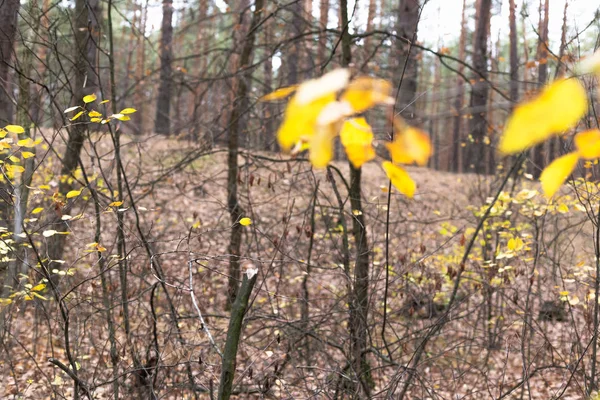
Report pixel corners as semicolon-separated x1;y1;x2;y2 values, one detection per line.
90;118;102;123
340;77;393;113
17;138;35;147
8;155;19;163
540;152;579;198
66;190;81;198
99;99;110;104
260;86;298;101
308;124;336;169
5;125;24;134
386;124;432;166
21;151;34;159
88;110;102;117
340;117;375;168
277;94;335;152
42;230;58;237
239;217;252;226
119;108;137;114
70;111;85;121
83;94;97;103
108;201;123;207
32;207;44;214
507;237;524;251
382;161;416;198
294;69;350;105
499;78;587;154
31;283;46;292
574;129;600;159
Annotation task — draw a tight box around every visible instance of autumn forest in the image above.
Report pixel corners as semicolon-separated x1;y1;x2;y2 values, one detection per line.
1;0;600;398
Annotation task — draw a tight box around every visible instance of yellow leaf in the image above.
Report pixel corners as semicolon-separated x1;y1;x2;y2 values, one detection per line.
239;217;252;226
42;230;58;237
5;164;24;173
109;201;123;207
111;113;130;121
260;86;298;101
31;291;48;300
5;125;24;134
574;129;600;159
32;207;44;214
17;138;35;147
88;110;102;117
21;151;34;159
30;283;46;292
557;203;569;213
66;190;81;198
277;94;336;152
540;152;579;198
83;94;97;103
340;117;375;168
119;108;137;114
90;118;102;123
8;155;19;163
382;161;416;198
70;111;85;121
498;78;587;154
340;77;394;113
99;99;110;104
308;124;336;169
507;237;524;251
385;124;432;166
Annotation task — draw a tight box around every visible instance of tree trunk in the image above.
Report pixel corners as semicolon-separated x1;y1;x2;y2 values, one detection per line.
532;0;549;178
154;0;174;134
451;0;467;172
317;0;329;70
508;0;519;108
341;0;372;395
0;0;19;229
226;0;264;307
133;0;148;134
47;0;100;264
465;0;491;173
395;0;420;121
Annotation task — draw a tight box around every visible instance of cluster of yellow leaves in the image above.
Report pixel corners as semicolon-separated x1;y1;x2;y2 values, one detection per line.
261;69;432;198
499;50;600;198
0;124;42;180
64;94;137;124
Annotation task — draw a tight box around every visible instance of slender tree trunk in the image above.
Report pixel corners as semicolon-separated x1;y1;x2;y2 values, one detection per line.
226;0;264;307
451;0;467;173
0;0;19;229
395;0;420;121
47;0;100;264
133;0;148;134
509;0;519;109
532;0;549;178
465;0;491;173
552;0;569;159
341;0;372;395
154;0;173;134
317;0;329;70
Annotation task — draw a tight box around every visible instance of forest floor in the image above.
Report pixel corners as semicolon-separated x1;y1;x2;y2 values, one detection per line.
0;133;594;399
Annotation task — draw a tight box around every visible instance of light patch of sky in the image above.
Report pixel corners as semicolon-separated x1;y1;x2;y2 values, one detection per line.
341;0;599;53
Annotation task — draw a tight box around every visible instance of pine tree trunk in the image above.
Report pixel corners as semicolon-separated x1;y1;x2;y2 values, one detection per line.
155;0;174;134
532;0;549;178
317;0;329;70
451;0;467;172
465;0;491;173
395;0;420;121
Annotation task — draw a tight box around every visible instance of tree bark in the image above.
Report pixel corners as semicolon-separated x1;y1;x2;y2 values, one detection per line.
226;0;264;307
317;0;329;70
395;0;420;121
47;0;100;264
154;0;174;134
218;269;258;400
451;0;467;172
532;0;549;178
0;0;19;229
465;0;492;173
341;0;372;395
